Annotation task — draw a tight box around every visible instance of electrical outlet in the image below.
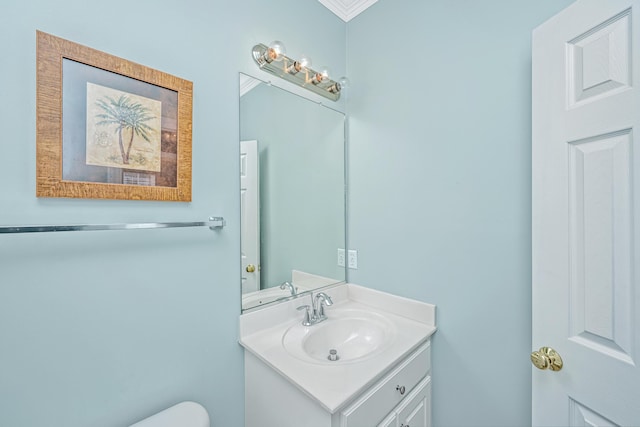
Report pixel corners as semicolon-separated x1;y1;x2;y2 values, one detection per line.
337;248;345;267
348;249;358;269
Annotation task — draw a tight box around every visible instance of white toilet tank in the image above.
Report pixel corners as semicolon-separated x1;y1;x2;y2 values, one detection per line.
129;401;210;427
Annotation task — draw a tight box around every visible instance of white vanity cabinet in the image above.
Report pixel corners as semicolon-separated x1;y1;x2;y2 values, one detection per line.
245;340;432;427
241;283;436;427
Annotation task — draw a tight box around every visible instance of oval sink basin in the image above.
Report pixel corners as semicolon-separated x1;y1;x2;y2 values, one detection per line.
282;308;396;364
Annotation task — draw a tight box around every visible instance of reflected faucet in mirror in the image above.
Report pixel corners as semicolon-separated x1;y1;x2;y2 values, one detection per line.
280;281;297;296
239;72;347;312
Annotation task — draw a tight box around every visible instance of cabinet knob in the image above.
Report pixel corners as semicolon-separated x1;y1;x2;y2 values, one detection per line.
396;385;406;395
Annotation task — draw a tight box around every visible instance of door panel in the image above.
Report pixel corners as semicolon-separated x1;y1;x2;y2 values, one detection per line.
568;130;634;364
567;9;631;106
570;399;619;427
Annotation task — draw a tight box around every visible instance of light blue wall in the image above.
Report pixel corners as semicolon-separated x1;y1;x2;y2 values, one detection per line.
345;1;573;426
0;1;344;426
240;83;345;290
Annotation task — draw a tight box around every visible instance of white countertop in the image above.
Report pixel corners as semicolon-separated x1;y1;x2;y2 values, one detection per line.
239;283;436;413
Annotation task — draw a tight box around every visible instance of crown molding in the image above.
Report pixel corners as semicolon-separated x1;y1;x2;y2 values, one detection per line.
318;0;378;22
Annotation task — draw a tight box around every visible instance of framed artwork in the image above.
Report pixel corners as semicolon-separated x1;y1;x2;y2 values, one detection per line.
36;31;193;201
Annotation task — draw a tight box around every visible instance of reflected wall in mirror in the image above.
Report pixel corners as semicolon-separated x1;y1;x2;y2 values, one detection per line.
239;73;346;311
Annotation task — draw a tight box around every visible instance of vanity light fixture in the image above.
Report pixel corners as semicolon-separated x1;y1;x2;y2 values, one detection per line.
252;41;347;102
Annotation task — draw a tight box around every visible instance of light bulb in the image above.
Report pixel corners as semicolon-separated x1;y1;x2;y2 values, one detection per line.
266;40;286;62
328;76;349;94
299;54;312;69
319;65;331;80
312;66;331;85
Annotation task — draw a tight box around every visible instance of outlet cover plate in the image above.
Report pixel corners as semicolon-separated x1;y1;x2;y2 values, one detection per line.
348;249;358;269
337;248;346;267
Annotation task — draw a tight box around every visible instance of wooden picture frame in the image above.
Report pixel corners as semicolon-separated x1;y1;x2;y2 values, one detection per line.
36;31;193;201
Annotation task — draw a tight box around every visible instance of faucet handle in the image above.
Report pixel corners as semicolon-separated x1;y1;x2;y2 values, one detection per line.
296;305;312;326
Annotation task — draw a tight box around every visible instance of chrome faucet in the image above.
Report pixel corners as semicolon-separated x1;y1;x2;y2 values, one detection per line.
280;281;297;296
296;292;334;326
313;292;333;321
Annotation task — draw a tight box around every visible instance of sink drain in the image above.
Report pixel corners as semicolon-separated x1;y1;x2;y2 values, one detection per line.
327;349;340;361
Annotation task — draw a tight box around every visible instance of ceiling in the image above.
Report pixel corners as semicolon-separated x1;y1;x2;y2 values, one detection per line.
318;0;378;22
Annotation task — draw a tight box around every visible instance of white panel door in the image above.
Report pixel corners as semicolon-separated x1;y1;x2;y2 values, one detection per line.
532;0;640;425
241;140;260;294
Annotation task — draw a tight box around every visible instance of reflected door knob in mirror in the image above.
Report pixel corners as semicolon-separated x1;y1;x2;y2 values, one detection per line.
531;346;563;371
246;264;256;273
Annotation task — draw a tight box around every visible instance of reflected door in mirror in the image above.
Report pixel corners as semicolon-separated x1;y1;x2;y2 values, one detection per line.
241;140;260;294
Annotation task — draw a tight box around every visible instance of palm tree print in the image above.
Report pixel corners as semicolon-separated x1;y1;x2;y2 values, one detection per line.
95;94;156;165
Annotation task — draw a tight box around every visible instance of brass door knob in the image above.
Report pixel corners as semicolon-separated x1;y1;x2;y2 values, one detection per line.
531;346;563;371
246;264;256;273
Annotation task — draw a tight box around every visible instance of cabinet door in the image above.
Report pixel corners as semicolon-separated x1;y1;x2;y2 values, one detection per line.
397;377;431;427
377;412;398;427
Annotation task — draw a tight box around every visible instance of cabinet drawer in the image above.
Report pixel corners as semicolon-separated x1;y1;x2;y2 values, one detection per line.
340;340;431;427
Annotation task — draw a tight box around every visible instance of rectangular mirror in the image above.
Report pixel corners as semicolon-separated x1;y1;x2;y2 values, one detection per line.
239;73;346;311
